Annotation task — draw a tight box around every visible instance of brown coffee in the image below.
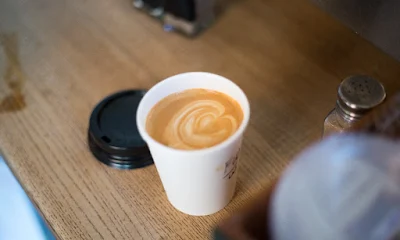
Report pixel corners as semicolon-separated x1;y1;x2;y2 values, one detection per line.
146;88;243;150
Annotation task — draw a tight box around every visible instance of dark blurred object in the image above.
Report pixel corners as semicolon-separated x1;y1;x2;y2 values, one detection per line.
311;0;400;62
133;0;164;17
163;0;215;36
163;0;197;35
164;0;195;22
144;0;164;9
132;0;215;36
215;181;276;240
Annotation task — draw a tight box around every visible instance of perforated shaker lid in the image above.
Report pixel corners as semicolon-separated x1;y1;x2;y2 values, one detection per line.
337;75;386;119
88;90;153;169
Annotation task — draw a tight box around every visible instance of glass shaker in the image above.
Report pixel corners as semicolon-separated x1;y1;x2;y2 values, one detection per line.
323;75;386;137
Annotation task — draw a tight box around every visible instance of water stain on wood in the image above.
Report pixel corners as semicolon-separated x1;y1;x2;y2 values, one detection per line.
0;33;26;113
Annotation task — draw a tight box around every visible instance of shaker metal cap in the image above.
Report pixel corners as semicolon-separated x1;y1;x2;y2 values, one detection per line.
337;75;386;118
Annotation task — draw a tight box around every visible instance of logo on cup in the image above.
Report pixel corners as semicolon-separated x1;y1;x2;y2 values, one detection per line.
224;148;240;180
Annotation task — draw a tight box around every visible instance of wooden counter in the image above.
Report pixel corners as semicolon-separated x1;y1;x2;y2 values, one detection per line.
1;0;400;239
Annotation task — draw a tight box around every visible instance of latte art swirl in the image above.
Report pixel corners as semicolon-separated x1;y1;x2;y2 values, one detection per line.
167;100;238;149
146;88;243;150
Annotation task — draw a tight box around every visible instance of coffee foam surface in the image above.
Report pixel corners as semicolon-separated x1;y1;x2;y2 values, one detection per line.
146;89;243;150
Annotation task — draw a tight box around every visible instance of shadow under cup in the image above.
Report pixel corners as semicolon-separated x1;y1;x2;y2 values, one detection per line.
136;72;250;216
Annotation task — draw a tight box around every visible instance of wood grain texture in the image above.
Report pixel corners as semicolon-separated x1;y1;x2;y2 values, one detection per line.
1;0;400;239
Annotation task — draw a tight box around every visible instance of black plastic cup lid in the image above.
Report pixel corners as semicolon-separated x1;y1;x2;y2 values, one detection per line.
88;90;153;169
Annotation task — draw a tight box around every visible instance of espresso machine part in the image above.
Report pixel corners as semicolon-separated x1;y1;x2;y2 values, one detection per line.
132;0;216;36
163;0;215;36
133;0;164;18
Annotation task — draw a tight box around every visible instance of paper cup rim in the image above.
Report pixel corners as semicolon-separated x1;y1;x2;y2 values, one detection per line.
137;72;250;155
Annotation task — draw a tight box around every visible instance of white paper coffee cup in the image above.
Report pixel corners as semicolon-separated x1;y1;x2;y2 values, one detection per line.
136;72;250;216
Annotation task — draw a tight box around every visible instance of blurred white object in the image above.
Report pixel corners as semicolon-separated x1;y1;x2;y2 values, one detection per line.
0;157;54;240
270;134;400;240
